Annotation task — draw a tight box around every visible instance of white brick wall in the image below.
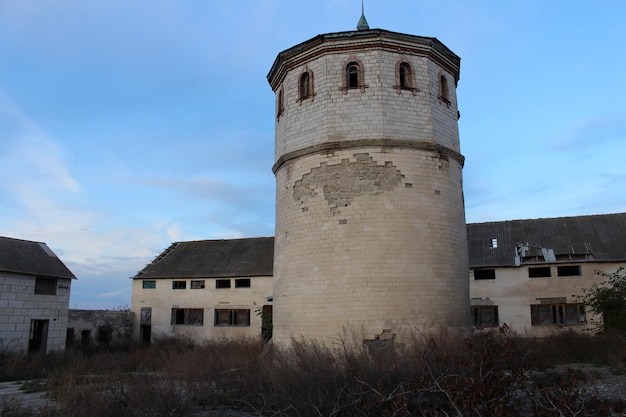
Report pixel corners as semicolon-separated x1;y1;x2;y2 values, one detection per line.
270;32;468;345
273;148;469;343
274;45;461;163
0;274;71;354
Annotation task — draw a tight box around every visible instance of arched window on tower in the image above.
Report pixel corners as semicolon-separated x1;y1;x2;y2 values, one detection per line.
439;74;450;104
299;72;310;99
347;62;360;88
394;60;417;95
298;70;314;102
399;62;411;89
343;59;366;93
277;88;284;120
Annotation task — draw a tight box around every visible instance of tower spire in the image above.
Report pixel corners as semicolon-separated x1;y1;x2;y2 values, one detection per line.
356;0;369;31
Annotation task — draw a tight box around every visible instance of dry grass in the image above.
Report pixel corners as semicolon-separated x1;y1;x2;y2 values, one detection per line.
1;329;625;416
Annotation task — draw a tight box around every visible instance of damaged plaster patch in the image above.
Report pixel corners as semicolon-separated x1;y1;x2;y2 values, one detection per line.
293;153;404;214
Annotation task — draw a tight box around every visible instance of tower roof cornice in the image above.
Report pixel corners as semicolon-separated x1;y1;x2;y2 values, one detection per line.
267;29;460;91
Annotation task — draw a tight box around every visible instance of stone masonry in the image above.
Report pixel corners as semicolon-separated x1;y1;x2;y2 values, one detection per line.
268;29;470;344
0;274;71;353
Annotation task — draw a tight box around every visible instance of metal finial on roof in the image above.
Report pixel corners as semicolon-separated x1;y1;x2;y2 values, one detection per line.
356;0;369;30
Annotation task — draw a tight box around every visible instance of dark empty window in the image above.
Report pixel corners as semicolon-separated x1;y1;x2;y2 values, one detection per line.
172;281;186;290
97;326;112;345
235;278;251;288
474;269;496;280
529;267;551;278
277;89;284;119
471;306;499;327
531;304;585;326
299;72;311;99
34;277;56;295
214;309;250;327
347;63;360;88
399;62;411;89
440;75;449;102
216;279;231;289
142;280;156;289
557;265;582;277
171;308;204;326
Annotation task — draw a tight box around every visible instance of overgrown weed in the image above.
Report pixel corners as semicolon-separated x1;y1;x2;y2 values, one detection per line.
2;329;626;416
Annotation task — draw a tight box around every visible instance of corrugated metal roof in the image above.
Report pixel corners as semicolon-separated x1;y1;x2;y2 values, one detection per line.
0;236;77;279
467;213;626;268
134;237;274;279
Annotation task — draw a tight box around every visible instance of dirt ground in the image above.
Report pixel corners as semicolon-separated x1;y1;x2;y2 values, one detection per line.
559;363;626;401
0;380;51;412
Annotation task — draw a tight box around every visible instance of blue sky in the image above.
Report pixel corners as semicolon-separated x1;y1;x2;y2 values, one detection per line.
1;1;625;309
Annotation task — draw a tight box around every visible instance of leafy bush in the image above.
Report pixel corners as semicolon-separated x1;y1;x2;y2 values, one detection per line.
583;267;626;334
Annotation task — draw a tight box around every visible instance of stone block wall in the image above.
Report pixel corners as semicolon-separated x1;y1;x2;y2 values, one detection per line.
67;309;134;348
269;30;468;345
0;273;71;354
273;147;469;343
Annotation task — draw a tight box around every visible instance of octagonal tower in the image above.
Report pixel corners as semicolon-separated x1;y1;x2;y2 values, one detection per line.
267;28;469;345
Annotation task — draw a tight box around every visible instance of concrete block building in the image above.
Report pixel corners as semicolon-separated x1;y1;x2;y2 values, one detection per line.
0;236;76;354
468;212;626;336
130;238;273;344
130;213;626;343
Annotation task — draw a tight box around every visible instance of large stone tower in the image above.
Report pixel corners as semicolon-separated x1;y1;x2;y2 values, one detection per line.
267;25;469;345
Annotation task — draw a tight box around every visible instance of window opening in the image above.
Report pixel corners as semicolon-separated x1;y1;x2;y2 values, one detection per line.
140;307;152;325
216;279;231;289
171;308;204;326
81;330;91;348
471;306;499;328
399;63;411;89
172;280;186;290
557;265;582;276
97;325;112;345
440;75;449;102
34;277;56;295
531;303;586;326
474;269;496;280
490;238;498;248
142;280;156;289
214;309;250;327
276;89;284;119
235;278;251;288
191;280;205;289
299;72;310;99
347;63;360;88
529;267;551;278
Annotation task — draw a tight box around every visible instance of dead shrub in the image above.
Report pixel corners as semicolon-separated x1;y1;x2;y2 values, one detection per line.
5;331;626;416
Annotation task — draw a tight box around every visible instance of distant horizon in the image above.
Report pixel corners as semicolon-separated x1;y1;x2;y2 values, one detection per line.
1;1;625;309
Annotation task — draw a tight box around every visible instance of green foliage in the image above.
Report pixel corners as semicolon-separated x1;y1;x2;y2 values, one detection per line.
255;306;273;341
582;267;626;334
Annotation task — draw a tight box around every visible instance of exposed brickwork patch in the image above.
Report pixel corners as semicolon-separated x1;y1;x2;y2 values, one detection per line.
293;153;404;215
